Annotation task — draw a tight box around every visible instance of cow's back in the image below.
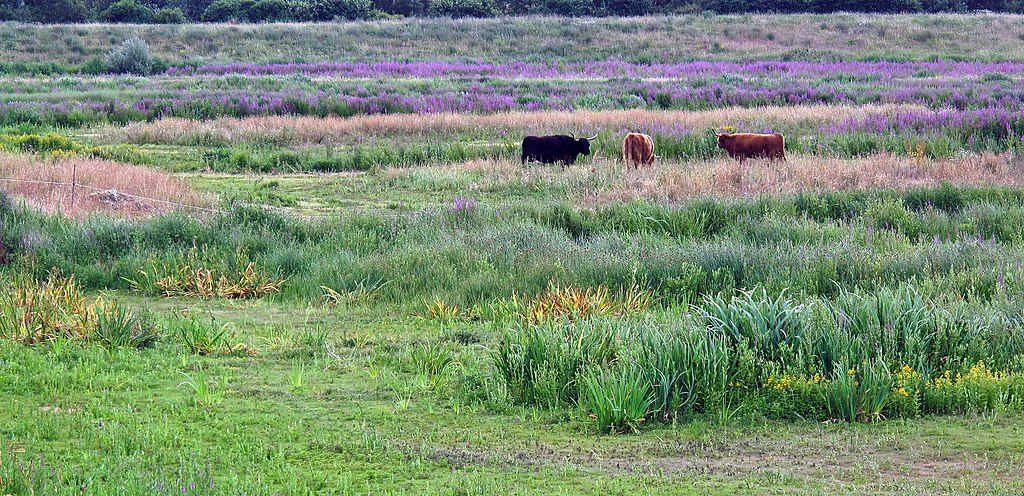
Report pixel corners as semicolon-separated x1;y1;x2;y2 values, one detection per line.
623;133;655;167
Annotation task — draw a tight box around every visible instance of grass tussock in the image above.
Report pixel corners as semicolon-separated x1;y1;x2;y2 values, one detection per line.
132;260;283;299
503;282;656;325
0;273;157;348
0;152;207;218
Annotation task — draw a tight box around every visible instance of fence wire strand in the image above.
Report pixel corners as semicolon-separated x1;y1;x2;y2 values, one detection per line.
0;176;344;219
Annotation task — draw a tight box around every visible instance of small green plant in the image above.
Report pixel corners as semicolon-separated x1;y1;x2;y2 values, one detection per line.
322;276;390;306
410;341;456;377
178;370;227;408
297;326;329;356
93;300;159;351
289;361;305;392
827;359;894;422
579;365;654;434
171;315;247;356
423;298;465;322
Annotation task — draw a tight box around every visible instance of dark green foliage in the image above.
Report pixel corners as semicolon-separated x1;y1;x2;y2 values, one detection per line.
7;0;1024;21
21;0;89;22
427;0;495;17
153;7;188;22
600;0;653;15
248;0;294;21
302;0;374;19
201;0;256;20
169;0;216;18
100;0;157;22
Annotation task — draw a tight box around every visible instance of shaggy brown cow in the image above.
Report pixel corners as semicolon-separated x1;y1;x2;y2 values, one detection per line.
622;133;656;168
715;132;786;163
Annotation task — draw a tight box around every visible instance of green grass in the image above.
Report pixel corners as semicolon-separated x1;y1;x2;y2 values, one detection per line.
3;14;1024;66
3;297;1024;494
5;12;1024;492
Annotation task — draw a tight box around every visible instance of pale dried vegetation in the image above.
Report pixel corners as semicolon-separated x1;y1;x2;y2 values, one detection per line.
404;152;1024;205
111;104;921;146
0;152;208;217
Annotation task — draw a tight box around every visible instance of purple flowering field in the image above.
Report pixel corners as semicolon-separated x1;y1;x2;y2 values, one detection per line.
5;56;1024;159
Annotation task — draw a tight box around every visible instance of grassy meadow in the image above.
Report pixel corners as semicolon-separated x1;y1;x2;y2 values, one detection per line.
5;14;1024;495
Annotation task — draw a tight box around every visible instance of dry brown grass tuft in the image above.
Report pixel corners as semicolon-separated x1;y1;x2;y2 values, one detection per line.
386;152;1024;206
590;152;1024;203
0;152;208;217
111;104;921;146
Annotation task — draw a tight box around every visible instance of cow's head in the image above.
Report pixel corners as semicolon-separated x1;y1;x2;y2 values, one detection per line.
570;132;599;155
714;132;734;149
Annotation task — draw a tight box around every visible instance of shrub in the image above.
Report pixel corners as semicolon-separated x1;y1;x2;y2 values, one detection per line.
248;0;294;21
201;0;256;20
303;0;374;19
153;7;188;22
428;0;496;17
601;0;653;15
100;0;157;22
79;57;108;75
21;0;88;22
527;0;594;16
106;37;153;76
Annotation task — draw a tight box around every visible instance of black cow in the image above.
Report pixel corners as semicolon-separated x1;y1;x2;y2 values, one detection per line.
521;133;599;166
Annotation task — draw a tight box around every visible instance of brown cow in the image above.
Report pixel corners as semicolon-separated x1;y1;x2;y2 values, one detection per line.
622;132;656;168
715;132;786;163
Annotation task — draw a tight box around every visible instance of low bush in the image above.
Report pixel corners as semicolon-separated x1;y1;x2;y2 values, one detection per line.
106;37;153;76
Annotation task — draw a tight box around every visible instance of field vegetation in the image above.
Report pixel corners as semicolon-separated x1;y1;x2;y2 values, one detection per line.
4;14;1024;495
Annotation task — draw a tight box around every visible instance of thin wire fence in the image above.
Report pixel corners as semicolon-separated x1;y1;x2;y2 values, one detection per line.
0;177;224;214
0;176;354;220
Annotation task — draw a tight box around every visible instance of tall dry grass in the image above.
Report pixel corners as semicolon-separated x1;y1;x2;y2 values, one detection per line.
0;152;208;217
110;104;921;146
595;153;1024;203
391;152;1024;205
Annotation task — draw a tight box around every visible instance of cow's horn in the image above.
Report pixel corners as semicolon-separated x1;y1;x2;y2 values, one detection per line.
569;132;576;138
586;133;599;141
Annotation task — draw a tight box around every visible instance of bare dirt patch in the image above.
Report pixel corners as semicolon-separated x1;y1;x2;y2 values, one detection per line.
420;430;1022;490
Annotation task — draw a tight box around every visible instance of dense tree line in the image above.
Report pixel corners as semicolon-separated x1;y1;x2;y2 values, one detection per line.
2;0;1024;23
